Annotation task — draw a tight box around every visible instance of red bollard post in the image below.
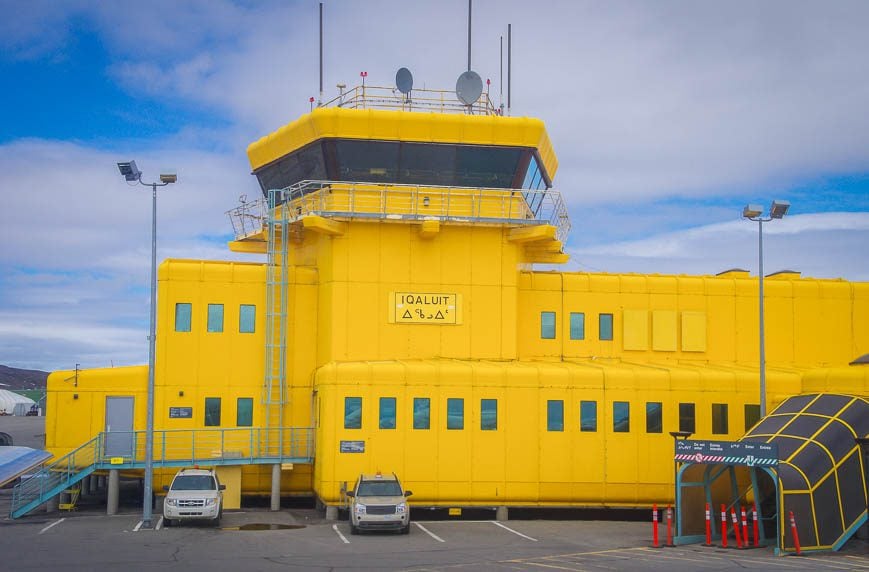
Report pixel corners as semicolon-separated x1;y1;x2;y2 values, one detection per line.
741;507;749;548
788;511;802;556
665;505;675;547
719;504;728;548
652;504;660;548
752;504;759;547
730;508;743;549
703;502;713;546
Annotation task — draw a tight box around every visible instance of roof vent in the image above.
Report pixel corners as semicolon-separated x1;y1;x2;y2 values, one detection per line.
850;353;869;366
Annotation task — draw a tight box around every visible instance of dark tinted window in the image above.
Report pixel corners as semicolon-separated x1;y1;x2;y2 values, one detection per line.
255;141;327;194
447;398;464;430
646;402;662;433
481;399;497;431
344;397;362;429
454;145;521;188
413;398;430;430
744;404;761;431
580;401;597;432
399;143;456;185
205;398;221;426
614;402;630;432
547;400;564;431
679;402;695;434
712;403;729;434
171;475;217;491
336;140;399;183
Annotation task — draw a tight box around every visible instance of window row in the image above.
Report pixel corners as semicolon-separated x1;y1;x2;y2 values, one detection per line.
203;397;253;426
344;397;761;434
541;311;613;341
174;303;256;334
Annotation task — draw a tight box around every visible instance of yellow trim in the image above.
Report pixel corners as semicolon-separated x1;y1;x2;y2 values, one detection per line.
246;107;559;181
508;225;557;243
301;215;346;236
228;239;267;254
418;220;440;238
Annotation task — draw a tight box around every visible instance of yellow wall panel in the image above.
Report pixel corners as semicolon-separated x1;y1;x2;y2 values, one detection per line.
652;310;677;351
623;310;649;351
681;311;707;352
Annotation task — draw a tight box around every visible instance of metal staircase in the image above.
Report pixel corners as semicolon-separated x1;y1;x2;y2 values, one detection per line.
262;189;290;456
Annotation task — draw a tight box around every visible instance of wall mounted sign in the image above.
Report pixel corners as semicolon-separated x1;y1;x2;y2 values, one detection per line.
389;292;462;324
169;407;193;419
340;440;365;453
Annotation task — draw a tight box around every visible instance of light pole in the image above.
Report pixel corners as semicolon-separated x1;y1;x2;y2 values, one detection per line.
117;160;177;529
742;200;790;418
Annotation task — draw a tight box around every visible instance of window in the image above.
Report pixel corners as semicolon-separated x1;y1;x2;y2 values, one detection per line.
413;398;430;430
712;403;729;435
646;402;663;433
547;400;564;431
379;397;396;429
541;311;556;339
614;401;630;432
580;401;597;432
447;398;464;430
599;313;613;341
744;404;761;432
344;397;362;429
481;399;498;431
236;398;253;427
207;304;224;333
570;312;585;340
175;303;192;332
204;398;221;426
679;403;696;434
239;304;256;333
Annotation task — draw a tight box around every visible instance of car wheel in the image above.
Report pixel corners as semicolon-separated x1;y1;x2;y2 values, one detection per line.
164;518;173;527
350;524;358;535
401;524;410;535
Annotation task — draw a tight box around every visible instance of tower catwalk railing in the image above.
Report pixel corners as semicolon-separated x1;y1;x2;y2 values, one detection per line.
263;189;290;454
228;181;572;244
321;85;499;116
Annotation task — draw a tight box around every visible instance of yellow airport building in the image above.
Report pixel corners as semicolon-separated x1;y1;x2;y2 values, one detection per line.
18;83;868;551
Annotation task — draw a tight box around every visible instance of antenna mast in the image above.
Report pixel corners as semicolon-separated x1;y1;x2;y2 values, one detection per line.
507;23;512;116
500;35;504;114
467;0;472;72
318;2;324;106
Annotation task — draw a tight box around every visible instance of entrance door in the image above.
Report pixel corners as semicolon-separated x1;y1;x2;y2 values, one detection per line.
105;396;134;457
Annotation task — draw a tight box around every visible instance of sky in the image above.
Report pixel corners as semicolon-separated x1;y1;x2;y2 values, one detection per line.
0;0;867;372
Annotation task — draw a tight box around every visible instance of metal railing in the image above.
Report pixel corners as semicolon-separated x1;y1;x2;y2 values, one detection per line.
227;181;571;244
10;427;314;518
322;85;498;116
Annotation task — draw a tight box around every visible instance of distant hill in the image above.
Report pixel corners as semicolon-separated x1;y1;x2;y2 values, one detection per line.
0;365;49;390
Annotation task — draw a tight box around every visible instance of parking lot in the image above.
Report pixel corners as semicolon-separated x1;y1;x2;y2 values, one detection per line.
1;496;867;572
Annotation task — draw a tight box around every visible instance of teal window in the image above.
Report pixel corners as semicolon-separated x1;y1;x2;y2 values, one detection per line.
599;313;613;341
207;304;224;333
570;312;585;340
646;402;662;433
547;400;564;431
204;397;221;426
413;398;430;430
481;399;497;431
379;397;396;429
679;403;696;434
580;401;597;432
744;404;761;432
447;398;464;430
541;311;556;339
344;397;362;429
613;401;630;432
175;303;192;332
236;398;253;427
239;304;256;333
712;403;728;435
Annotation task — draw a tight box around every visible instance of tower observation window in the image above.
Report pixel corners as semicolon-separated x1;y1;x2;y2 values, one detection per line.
254;139;546;198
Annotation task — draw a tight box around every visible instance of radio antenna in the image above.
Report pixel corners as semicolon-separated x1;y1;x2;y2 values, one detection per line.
507;23;512;116
318;2;324;106
467;0;472;71
499;35;504;114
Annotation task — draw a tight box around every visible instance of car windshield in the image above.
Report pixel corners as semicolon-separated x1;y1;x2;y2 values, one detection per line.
356;480;402;497
171;475;216;491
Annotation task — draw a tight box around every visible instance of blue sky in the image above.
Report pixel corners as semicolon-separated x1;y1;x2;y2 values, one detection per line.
0;0;868;372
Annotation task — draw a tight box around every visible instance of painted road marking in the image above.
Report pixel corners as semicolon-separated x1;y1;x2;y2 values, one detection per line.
332;523;349;544
493;521;537;541
414;522;446;542
38;518;65;535
133;520;143;532
155;516;164;530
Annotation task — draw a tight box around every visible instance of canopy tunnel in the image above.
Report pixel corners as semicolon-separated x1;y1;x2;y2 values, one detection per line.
674;393;868;554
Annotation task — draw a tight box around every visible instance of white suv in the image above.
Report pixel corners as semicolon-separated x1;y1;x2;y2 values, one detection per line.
163;468;225;527
347;472;412;534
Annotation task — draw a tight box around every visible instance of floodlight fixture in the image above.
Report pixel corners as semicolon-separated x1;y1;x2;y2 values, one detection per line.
743;204;763;219
669;431;693;440
117;160;141;182
770;200;790;219
160;171;178;184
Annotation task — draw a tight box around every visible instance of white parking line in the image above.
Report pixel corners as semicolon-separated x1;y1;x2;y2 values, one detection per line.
155;517;164;530
492;521;537;542
414;522;446;542
332;523;350;544
39;518;65;535
133;520;143;532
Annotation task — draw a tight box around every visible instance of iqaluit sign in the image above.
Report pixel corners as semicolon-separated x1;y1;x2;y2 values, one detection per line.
674;440;779;467
389;292;461;324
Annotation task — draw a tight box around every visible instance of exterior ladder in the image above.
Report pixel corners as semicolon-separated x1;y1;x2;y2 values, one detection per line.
263;189;289;456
